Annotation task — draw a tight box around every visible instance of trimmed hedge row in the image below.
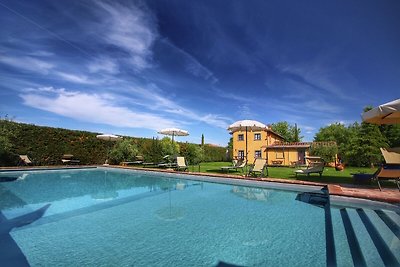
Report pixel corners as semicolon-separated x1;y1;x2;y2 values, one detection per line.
0;120;227;166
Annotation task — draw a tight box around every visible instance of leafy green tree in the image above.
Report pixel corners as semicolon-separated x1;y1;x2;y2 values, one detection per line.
344;122;387;167
180;143;204;165
227;137;233;161
310;144;338;163
108;139;138;164
380;124;400;147
201;134;205;146
293;123;300;142
314;122;353;161
160;137;180;157
142;138;163;163
314;123;349;145
270;121;303;142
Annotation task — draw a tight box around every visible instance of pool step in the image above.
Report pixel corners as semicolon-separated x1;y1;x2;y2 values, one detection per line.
297;189;399;267
338;208;400;267
339;208;366;267
374;210;400;240
296;188;336;267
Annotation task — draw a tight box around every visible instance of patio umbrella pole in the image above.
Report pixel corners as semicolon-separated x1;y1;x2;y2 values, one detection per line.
245;126;248;161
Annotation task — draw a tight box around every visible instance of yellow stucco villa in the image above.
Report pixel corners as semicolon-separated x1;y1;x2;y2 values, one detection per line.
230;123;335;166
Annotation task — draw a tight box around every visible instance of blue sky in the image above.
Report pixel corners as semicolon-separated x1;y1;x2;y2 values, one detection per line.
0;0;399;146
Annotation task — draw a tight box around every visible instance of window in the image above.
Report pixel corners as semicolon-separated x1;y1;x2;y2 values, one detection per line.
238;150;244;159
276;150;284;159
238;134;244;141
254;133;261;141
255;150;262;158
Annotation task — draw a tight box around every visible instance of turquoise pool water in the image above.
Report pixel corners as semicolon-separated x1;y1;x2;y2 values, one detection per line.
0;168;399;266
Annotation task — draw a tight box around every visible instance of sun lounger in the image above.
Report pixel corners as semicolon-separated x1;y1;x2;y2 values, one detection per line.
221;159;246;173
376;147;400;191
294;162;325;178
18;155;33;166
374;166;400;191
380;147;400;165
62;154;80;165
248;158;268;177
175;157;188;171
121;156;145;166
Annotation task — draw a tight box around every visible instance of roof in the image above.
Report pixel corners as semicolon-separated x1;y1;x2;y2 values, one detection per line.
228;127;285;140
264;141;337;149
264;142;312;149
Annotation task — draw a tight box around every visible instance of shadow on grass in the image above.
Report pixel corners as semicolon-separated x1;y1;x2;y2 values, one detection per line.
205;169;244;175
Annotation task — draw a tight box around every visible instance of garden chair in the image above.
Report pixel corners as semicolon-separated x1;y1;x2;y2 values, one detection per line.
375;147;400;191
175;157;188;171
19;155;33;166
221;159;246;173
294;162;325;178
380;147;400;165
62;154;80;165
248;158;268;177
121;155;145;166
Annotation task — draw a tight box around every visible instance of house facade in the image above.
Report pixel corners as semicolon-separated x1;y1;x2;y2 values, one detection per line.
230;127;284;164
230;125;336;165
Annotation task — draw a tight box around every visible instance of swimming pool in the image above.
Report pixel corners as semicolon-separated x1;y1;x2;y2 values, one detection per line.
0;168;399;266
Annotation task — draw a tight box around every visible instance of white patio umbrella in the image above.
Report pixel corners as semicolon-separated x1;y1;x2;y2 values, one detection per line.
157;128;189;142
96;134;122;141
362;99;400;125
227;120;268;161
96;134;122;164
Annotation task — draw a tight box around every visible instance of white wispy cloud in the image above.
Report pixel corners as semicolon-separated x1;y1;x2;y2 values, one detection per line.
163;39;218;84
121;85;231;129
20;87;177;130
213;89;252;103
19;85;231;131
27;51;54;57
55;71;98;85
276;60;356;101
94;2;157;71
88;57;119;74
0;56;54;74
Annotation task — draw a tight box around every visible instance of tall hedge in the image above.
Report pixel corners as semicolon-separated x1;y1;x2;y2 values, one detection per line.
0;120;227;166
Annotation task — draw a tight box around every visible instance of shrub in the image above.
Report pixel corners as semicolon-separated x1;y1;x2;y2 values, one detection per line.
310;144;338;163
180;143;204;165
108;139;138;165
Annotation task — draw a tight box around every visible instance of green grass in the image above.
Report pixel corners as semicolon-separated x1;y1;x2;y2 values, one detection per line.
189;162;378;186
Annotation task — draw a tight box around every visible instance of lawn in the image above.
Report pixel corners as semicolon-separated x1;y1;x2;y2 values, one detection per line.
189;162;378;186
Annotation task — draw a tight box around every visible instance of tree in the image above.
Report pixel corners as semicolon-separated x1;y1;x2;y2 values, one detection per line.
201;134;205;146
314;120;387;167
293;123;300;142
180;143;204;165
314;122;352;162
314;123;349;145
160;137;180;157
142;138;163;163
310;144;338;163
270;121;303;142
380;124;400;147
108;139;138;164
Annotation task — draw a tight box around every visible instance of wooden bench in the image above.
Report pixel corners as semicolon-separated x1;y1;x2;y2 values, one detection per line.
271;160;283;166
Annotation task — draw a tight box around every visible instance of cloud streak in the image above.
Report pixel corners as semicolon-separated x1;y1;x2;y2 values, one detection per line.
20;87;177;130
94;2;157;71
19;85;231;131
0;56;54;74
